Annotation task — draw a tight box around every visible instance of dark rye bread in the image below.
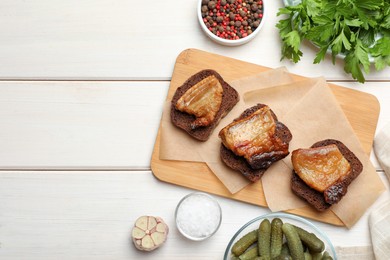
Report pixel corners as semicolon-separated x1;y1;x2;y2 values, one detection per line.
220;104;292;182
291;139;363;211
170;69;239;141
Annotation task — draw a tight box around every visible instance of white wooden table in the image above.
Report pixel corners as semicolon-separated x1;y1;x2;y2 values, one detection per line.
0;0;389;259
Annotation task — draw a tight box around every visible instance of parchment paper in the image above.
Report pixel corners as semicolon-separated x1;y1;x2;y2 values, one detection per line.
159;68;385;227
244;77;385;228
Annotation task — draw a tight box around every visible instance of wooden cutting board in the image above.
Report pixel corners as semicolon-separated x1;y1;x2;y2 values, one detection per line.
151;48;380;226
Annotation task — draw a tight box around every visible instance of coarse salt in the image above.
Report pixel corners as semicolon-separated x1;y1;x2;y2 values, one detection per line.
175;193;222;240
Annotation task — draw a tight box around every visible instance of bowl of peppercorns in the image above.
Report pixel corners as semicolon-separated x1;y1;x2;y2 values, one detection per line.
198;0;265;46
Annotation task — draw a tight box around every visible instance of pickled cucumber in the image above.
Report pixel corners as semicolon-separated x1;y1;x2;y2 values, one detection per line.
272;254;292;260
282;223;304;260
258;219;271;259
294;225;325;253
239;246;258;260
304;251;312;260
270;218;284;258
280;243;290;256
311;252;323;260
232;230;258;256
321;251;333;260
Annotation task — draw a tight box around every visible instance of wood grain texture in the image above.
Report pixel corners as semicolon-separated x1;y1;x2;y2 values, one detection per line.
151;49;381;226
0;81;168;169
1;0;390;80
1;171;387;259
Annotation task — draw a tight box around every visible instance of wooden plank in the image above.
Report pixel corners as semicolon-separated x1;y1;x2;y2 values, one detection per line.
0;81;168;169
151;49;381;226
1;171;387;259
1;0;390;80
0;77;386;170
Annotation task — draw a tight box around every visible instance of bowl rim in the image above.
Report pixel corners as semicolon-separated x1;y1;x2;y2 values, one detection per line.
197;0;266;46
175;192;222;241
223;212;337;259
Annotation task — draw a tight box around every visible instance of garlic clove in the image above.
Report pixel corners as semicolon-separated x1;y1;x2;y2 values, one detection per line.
147;216;157;230
132;226;146;239
141;235;154;250
135;215;148;230
156;222;166;232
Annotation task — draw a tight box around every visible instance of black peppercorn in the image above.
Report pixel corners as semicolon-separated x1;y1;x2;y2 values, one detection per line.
208;1;216;9
239;10;246;17
251;3;258;12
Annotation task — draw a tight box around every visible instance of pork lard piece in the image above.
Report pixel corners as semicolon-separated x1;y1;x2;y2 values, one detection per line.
219;105;290;169
175;75;223;129
292;144;351;193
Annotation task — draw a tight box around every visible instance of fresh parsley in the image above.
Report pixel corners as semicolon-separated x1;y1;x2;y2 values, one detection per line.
276;0;390;83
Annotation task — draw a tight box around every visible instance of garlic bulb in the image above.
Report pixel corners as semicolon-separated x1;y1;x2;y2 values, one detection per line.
131;216;169;251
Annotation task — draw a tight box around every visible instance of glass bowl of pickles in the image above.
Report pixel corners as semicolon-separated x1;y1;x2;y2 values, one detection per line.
224;212;337;260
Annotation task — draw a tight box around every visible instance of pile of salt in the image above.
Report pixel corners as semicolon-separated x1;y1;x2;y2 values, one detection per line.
175;192;222;240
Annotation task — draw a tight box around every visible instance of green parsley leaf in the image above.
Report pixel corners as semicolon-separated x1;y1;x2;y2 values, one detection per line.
355;0;383;11
314;45;329;64
370;37;390;56
373;55;390;70
276;0;390;83
344;40;370;83
331;29;351;57
284;30;302;53
345;19;364;27
304;0;321;17
359;29;376;47
381;12;390;29
306;23;334;44
276;18;293;38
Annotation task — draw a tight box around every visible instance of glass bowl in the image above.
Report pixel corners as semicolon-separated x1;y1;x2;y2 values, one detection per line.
197;0;266;46
175;192;222;241
224;212;337;259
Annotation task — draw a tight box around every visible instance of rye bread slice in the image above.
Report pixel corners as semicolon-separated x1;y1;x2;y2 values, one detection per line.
291;139;363;211
220;104;292;182
170;69;239;141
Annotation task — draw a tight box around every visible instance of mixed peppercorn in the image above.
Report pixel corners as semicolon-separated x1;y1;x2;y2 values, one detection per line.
201;0;264;40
